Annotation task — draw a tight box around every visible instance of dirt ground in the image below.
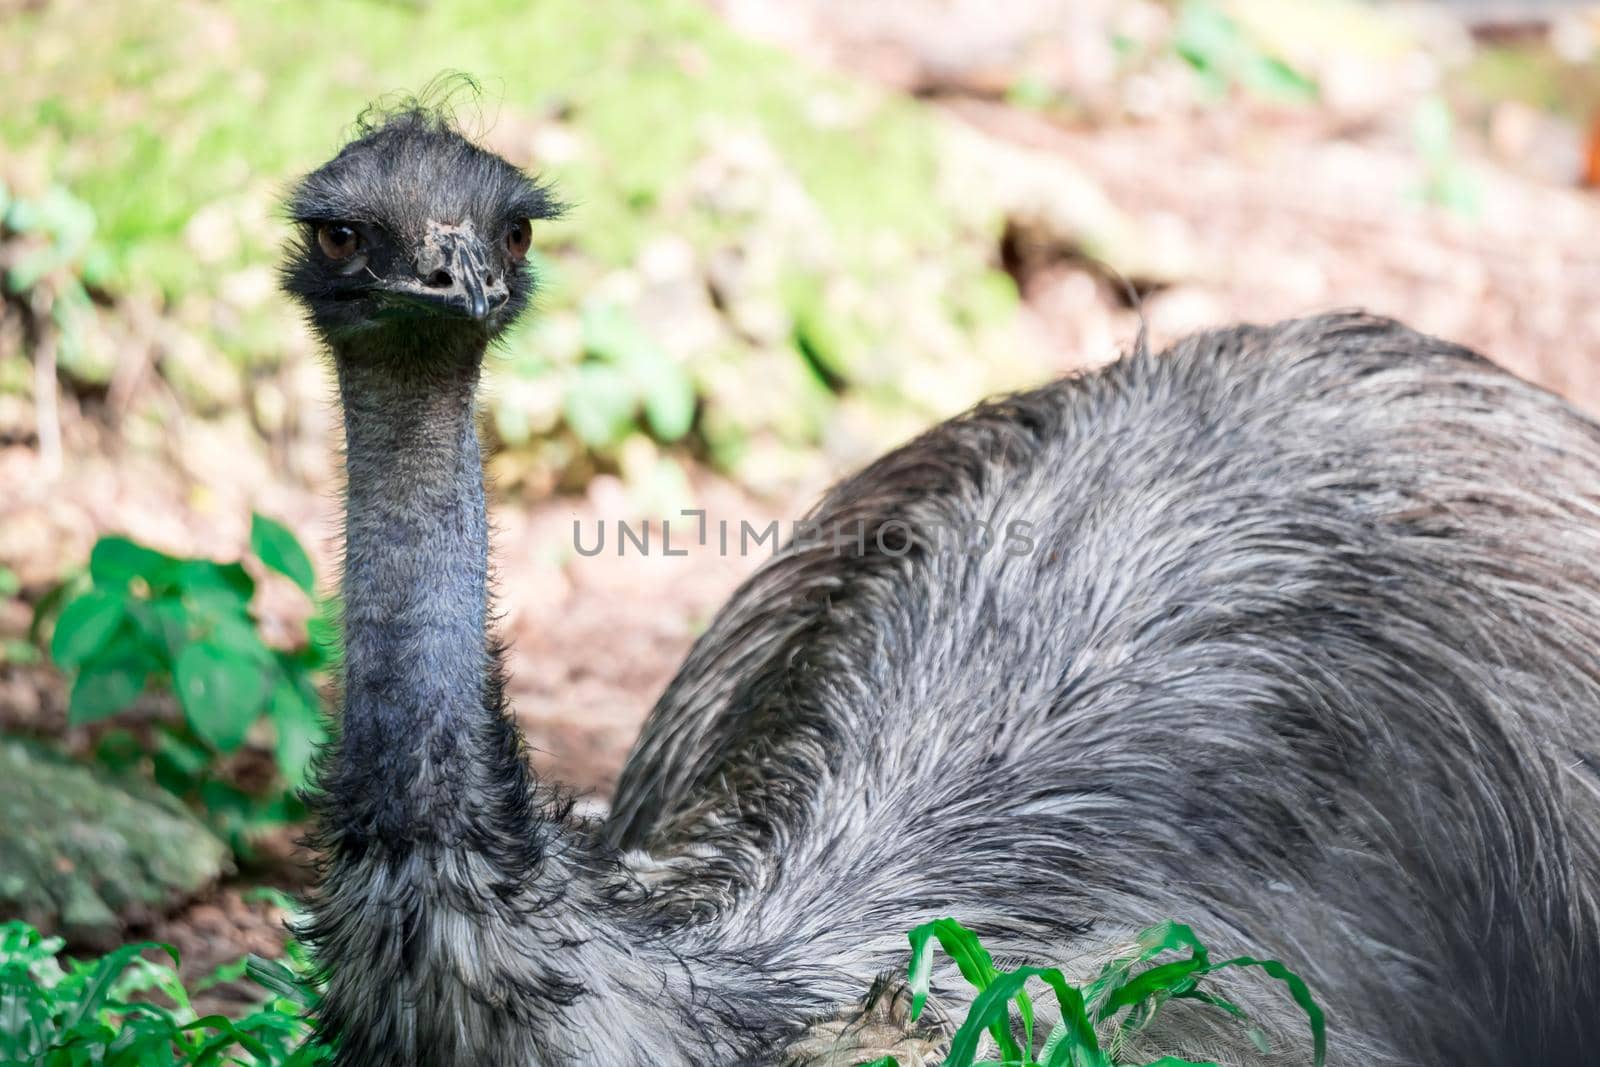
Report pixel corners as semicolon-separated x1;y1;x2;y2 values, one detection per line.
6;0;1600;988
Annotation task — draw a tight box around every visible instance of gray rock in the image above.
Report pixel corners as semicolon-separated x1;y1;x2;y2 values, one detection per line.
0;738;232;948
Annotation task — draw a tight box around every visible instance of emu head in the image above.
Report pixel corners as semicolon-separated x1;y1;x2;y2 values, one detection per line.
281;109;558;354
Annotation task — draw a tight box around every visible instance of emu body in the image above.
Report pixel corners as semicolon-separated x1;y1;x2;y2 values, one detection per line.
285;114;1600;1066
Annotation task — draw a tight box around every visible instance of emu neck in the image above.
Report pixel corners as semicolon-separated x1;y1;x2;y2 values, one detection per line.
311;339;828;1067
329;343;504;846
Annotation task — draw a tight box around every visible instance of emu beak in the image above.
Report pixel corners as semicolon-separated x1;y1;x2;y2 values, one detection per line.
391;225;509;323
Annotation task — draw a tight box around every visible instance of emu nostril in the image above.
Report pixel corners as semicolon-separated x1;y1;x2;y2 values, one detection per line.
425;269;454;289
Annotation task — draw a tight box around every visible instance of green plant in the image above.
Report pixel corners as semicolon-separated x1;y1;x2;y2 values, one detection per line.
562;302;697;450
0;919;327;1066
1172;1;1318;105
36;515;335;839
1412;95;1481;217
0;181;115;384
860;918;1325;1067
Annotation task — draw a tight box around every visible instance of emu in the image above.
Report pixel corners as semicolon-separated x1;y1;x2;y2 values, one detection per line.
282;109;1600;1066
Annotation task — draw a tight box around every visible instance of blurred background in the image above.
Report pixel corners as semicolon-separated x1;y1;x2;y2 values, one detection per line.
3;0;1600;1011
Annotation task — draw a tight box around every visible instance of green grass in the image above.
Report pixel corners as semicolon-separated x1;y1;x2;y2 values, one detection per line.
0;916;327;1066
1;0;1036;488
0;914;1323;1066
863;917;1323;1066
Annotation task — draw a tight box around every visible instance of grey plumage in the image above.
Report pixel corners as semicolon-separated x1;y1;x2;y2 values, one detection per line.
283;110;1600;1066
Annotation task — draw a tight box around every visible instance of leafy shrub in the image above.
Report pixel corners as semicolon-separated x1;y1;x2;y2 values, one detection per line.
35;516;334;839
862;918;1324;1067
0;919;326;1066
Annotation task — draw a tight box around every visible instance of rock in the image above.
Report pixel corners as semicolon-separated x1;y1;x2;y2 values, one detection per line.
939;119;1199;288
0;738;232;948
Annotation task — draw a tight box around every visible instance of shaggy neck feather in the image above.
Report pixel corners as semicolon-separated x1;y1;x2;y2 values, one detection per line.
313;336;783;1066
328;340;507;846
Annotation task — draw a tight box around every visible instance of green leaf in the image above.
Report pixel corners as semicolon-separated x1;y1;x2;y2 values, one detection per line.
1242;55;1317;104
1172;0;1314;106
246;956;315;1007
907;924;937;1019
174;641;270;752
89;536;178;590
587;305;696;442
580;301;646;364
153;726;212;791
269;676;326;788
1037;971;1103;1067
909;919;1001;1007
572;300;702;445
132;595;193;658
110;953;192;1015
200;779;288;843
196;956;250;992
68;656;148;725
28;574;84;645
60;942;177;1033
1006;74;1056;111
251;513;316;596
945;966;1106;1067
1086;921;1207;1018
1;920;66;966
1099;957;1206;1017
176;560;255;609
640;362;695;442
905;919;1030;1062
109;1012;187;1057
0;968;53;1064
204;610;275;665
93;728;145;773
564;363;638;448
181;1014;272;1061
1174;1;1242;77
49;590;126;668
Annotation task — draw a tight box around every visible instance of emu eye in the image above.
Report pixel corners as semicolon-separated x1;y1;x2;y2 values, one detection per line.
505;219;532;263
316;222;360;261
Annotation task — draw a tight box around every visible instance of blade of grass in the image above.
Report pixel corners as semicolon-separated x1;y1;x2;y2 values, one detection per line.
945;966;1110;1067
907;919;1032;1062
59;941;178;1033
